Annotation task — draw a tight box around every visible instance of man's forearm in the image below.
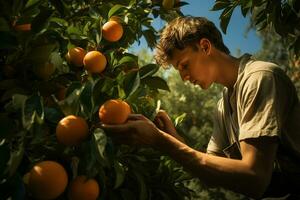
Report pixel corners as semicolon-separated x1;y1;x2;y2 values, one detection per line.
156;130;269;199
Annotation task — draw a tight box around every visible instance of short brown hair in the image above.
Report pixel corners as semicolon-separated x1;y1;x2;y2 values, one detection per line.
155;16;230;68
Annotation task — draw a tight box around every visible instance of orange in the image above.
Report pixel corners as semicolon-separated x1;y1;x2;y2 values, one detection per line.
34;62;56;80
83;51;107;74
66;47;86;67
99;99;131;124
102;20;123;42
14;23;31;31
56;115;89;146
68;176;100;200
27;161;68;200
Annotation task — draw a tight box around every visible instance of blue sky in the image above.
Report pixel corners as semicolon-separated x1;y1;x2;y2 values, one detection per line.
130;0;261;56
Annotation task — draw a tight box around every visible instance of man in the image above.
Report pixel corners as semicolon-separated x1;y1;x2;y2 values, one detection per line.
102;16;300;199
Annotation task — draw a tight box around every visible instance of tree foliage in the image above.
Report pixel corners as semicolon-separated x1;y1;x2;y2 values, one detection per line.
212;0;300;58
0;0;195;199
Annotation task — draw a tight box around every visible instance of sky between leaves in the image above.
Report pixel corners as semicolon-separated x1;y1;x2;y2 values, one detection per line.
130;0;262;57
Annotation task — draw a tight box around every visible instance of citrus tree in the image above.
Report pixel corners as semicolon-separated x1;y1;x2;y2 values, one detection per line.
0;0;195;199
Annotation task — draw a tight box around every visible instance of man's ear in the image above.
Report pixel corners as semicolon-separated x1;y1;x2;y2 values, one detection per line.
199;38;211;55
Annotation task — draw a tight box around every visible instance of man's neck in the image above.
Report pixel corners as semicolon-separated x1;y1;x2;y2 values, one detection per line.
214;52;240;89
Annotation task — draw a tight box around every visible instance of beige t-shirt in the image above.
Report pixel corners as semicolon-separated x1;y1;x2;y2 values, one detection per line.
207;54;300;172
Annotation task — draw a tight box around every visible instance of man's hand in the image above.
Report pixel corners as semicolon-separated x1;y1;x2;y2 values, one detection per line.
100;114;162;147
154;110;185;143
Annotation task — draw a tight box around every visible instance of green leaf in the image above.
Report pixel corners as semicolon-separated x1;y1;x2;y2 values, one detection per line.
210;0;231;11
118;54;138;66
24;0;41;10
80;81;94;118
49;51;63;69
31;7;53;33
49;0;67;16
0;114;14;139
123;71;140;98
108;5;126;18
0;32;18;50
174;113;186;127
219;6;234;34
141;76;170;91
139;64;159;79
10;94;28;110
142;29;157;49
58;87;82;116
240;0;252;17
0;18;10;31
133;171;148;200
27;43;56;65
93;128;107;160
49;17;68;27
12;0;24;15
7;144;24;177
0;144;10;177
22;94;44;130
114;161;125;189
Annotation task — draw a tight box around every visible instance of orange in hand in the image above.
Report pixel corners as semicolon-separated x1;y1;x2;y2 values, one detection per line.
56;115;89;146
68;176;100;200
102;20;123;42
27;161;68;200
83;51;107;73
99;99;131;124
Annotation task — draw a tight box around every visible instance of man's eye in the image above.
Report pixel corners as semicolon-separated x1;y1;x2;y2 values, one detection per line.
182;64;188;69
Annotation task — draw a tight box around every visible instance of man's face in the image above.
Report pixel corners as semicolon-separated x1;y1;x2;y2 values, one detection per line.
169;43;216;90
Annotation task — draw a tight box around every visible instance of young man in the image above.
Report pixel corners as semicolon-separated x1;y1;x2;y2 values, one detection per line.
102;16;300;199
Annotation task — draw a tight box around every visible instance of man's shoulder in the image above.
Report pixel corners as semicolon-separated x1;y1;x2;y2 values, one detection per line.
244;59;285;76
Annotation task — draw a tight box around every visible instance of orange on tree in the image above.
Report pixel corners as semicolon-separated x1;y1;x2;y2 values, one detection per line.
102;20;123;42
99;99;131;124
83;51;107;73
162;0;174;9
27;161;68;200
56;115;89;146
68;176;100;200
66;47;86;67
34;62;56;80
14;23;31;31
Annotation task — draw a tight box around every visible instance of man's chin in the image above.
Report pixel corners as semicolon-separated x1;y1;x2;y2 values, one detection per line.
200;82;212;90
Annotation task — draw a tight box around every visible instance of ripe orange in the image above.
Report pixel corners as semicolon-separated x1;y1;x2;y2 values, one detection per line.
34;62;56;80
66;47;86;67
83;51;107;73
68;176;100;200
102;20;123;42
56;115;89;146
14;23;31;31
27;161;68;200
99;99;131;124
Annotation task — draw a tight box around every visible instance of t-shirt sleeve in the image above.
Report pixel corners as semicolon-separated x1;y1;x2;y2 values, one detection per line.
238;71;287;141
206;100;228;156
